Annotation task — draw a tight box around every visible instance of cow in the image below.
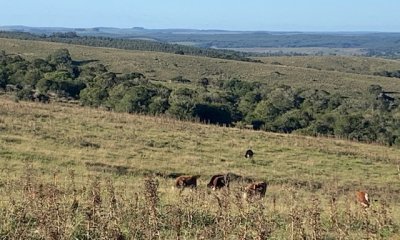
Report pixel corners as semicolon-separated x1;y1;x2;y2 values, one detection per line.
175;175;200;189
245;149;254;159
355;191;370;208
243;181;268;199
207;174;229;190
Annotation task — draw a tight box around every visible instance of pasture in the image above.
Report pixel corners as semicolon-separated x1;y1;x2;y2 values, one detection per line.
0;95;399;239
1;37;400;238
1;38;400;98
217;47;366;56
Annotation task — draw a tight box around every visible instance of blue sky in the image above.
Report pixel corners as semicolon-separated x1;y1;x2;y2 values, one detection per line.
2;0;400;31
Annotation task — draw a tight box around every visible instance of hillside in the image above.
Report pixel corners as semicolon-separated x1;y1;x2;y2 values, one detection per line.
2;26;400;58
0;31;256;62
257;55;400;75
2;95;399;185
0;95;399;238
1;38;400;96
1;37;400;147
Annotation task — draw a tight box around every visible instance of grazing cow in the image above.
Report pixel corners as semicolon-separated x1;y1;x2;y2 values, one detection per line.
245;149;254;159
356;191;370;208
207;174;229;190
243;181;268;199
175;175;200;189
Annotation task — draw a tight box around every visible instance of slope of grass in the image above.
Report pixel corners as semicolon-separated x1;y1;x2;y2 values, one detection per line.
0;95;399;238
1;38;400;97
1;95;399;185
257;55;400;75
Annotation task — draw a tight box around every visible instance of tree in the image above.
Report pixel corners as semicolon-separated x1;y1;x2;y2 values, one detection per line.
31;58;54;72
113;86;156;113
303;113;336;136
15;87;34;101
193;103;232;125
47;49;72;66
222;78;254;97
117;72;145;81
300;89;333;113
148;96;170;115
238;91;262;117
367;84;391;112
0;68;8;89
268;86;302;113
93;72;118;89
334;114;376;141
167;88;197;119
273;110;312;133
252;100;281;130
24;69;43;86
79;87;108;107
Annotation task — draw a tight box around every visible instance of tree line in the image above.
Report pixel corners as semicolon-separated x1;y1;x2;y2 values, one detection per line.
1;49;399;146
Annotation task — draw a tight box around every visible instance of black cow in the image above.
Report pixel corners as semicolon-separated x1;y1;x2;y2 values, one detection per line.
245;149;254;159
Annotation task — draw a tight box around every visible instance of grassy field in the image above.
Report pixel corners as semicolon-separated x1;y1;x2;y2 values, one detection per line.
216;47;366;56
257;55;400;75
1;95;400;239
1;37;400;238
1;38;400;98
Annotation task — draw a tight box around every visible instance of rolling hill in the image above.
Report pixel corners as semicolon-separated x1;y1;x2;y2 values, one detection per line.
1;37;400;97
2;26;400;56
1;36;400;238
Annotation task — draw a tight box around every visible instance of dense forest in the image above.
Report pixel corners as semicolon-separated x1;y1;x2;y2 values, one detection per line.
1;49;400;146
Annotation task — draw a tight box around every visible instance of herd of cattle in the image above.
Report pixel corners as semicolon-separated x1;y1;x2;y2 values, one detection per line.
175;174;267;199
174;149;267;199
173;149;371;207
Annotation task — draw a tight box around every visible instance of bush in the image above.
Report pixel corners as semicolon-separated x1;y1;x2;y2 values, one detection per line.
273;110;312;133
79;87;109;107
148;97;170;115
15;88;34;101
171;76;191;83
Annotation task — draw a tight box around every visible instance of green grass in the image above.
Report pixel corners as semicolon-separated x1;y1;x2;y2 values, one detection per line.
0;95;399;238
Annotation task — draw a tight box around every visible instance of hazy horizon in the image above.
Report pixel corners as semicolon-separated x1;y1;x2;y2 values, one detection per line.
2;25;400;34
2;0;400;32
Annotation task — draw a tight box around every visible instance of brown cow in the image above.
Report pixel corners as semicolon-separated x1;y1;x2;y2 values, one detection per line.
355;191;370;208
175;175;200;189
243;181;268;199
207;174;229;190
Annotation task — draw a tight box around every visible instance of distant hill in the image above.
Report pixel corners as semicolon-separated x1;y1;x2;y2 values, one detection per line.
0;31;258;62
1;25;400;58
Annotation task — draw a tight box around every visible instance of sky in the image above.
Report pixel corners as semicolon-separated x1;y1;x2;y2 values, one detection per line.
1;0;400;32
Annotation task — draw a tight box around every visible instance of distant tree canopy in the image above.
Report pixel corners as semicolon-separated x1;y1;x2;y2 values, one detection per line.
2;49;400;147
